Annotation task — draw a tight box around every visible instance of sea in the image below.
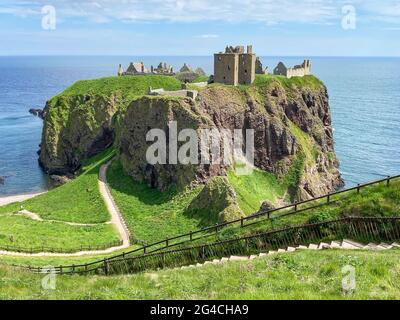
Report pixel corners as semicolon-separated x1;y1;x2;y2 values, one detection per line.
0;56;399;196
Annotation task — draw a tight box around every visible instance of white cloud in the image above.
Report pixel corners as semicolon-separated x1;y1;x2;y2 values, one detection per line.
0;0;399;25
197;34;219;38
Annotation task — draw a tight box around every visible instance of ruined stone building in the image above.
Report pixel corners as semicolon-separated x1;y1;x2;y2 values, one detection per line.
256;57;268;74
273;60;311;78
214;45;256;86
118;61;174;76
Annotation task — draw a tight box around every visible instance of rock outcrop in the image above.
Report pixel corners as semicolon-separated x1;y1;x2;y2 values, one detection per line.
117;78;342;200
186;176;244;223
39;94;119;174
39;75;342;201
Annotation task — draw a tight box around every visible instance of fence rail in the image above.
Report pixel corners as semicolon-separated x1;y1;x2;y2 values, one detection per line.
12;174;400;273
0;240;123;254
16;216;400;275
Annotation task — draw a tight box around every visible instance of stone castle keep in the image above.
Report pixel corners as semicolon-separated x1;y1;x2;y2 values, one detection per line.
214;45;256;86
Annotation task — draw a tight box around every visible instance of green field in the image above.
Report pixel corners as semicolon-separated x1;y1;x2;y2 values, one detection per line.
106;160;204;244
1;249;399;300
0;148;120;250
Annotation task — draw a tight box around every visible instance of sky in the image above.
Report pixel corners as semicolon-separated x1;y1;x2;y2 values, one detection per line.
0;0;399;56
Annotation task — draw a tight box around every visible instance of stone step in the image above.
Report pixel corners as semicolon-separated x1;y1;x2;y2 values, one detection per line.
277;249;286;253
220;257;229;263
196;263;203;267
258;253;267;257
391;242;400;247
308;244;319;250
378;243;393;249
286;247;296;252
318;242;331;249
249;255;258;260
268;250;277;255
341;240;364;249
330;241;342;248
212;259;221;264
297;245;308;250
229;256;248;261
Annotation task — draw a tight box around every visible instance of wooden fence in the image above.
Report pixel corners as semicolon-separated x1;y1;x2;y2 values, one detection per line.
16;216;400;275
12;174;399;273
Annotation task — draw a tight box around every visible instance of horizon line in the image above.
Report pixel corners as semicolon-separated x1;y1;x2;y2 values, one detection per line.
0;54;399;58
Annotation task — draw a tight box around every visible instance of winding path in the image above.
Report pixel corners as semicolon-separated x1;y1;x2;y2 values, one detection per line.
0;161;131;257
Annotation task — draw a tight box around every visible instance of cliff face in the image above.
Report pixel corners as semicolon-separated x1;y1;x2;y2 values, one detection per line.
39;94;119;174
39;75;342;202
117;77;342;200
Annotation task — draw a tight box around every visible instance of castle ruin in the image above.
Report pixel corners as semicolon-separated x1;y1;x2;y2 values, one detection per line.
118;61;175;76
273;60;311;79
214;45;256;86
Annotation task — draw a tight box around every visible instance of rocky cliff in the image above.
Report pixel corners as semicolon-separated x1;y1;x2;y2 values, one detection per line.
39;74;342;205
117;76;342;200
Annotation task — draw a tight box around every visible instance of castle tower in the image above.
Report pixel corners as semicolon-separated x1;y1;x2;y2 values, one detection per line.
238;45;256;85
214;50;239;86
214;45;256;86
302;59;311;75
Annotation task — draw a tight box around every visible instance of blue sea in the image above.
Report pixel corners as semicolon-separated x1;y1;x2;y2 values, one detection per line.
0;56;399;196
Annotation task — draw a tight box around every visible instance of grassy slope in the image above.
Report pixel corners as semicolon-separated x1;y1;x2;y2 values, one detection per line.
107;160;204;244
1;249;400;300
58;75;182;101
0;148;120;250
227;168;285;214
218;178;400;240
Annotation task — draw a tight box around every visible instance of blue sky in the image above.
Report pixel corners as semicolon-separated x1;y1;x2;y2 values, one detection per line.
0;0;399;56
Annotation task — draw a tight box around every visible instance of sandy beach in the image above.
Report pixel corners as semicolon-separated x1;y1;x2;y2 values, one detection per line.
0;192;45;206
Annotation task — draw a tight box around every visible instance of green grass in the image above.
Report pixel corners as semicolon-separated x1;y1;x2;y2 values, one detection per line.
253;74;324;91
218;178;400;240
58;75;182;101
0;148;120;251
106;160;205;243
192;75;209;83
227;168;285;214
1;249;400;299
0;148;115;224
0;216;120;250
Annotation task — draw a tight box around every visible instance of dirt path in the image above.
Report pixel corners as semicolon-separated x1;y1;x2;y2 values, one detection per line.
0;161;131;257
98;161;131;247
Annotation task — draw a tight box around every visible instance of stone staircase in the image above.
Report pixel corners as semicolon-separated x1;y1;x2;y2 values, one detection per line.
177;240;400;270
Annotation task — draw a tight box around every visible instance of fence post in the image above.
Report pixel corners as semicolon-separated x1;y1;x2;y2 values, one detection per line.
240;218;244;227
189;231;193;241
143;246;146;254
103;259;108;275
294;201;298;211
327;193;330;203
166;239;169;247
215;224;219;236
387;176;390;187
357;184;360;194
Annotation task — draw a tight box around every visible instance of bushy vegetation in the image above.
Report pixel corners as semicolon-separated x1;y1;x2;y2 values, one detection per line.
1;249;400;299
